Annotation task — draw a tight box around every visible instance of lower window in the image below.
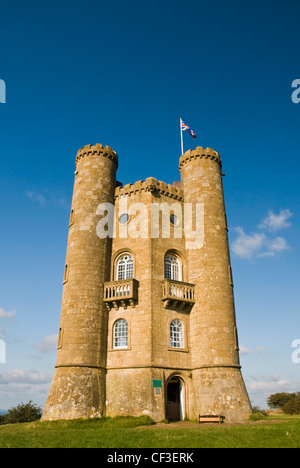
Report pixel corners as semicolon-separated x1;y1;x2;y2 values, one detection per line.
113;319;128;349
170;319;184;349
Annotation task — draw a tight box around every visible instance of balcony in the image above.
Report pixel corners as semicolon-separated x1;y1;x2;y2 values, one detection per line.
104;278;139;310
162;279;195;313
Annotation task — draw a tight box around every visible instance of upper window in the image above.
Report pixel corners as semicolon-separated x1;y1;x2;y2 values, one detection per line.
119;213;129;225
170;214;180;227
113;319;128;349
116;254;134;281
165;254;181;281
170;319;184;349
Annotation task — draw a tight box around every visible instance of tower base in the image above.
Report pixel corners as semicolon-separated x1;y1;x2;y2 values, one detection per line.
193;366;252;422
42;366;106;421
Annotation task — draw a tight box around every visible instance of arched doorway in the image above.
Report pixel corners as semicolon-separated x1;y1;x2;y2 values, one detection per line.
166;377;185;421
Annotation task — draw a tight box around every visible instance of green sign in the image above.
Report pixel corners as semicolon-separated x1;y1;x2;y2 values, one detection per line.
152;380;162;388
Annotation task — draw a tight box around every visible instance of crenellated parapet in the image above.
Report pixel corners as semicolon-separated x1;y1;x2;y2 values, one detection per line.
76;144;118;168
179;147;222;171
115;177;184;201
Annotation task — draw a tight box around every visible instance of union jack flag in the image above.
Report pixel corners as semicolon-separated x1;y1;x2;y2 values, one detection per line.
181;119;196;140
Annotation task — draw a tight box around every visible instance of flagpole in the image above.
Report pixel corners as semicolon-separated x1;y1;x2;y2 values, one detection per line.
180;118;184;155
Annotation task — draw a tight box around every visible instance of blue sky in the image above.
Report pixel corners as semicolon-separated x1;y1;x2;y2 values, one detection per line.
0;0;300;410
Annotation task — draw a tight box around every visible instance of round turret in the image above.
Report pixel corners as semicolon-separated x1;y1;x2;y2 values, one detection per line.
42;144;118;421
76;143;118;167
179;146;222;172
180;146;251;422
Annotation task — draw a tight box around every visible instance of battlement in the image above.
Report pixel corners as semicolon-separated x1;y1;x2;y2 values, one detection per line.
76;144;118;168
115;177;184;201
179;147;222;171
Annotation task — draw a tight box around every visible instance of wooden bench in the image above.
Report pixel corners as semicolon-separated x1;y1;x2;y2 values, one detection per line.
198;414;224;424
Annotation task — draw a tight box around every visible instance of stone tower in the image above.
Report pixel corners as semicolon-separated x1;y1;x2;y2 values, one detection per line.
42;143;251;422
42;144;118;420
180;148;251;420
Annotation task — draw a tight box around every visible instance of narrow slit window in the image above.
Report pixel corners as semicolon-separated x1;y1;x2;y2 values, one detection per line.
63;265;68;283
58;327;63;349
69;209;75;227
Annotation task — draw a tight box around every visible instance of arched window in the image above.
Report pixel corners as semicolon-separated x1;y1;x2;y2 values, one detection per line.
170;319;184;349
165;254;181;281
116;254;134;281
113;319;128;349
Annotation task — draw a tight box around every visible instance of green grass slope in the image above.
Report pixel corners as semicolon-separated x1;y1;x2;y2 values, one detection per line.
0;415;299;449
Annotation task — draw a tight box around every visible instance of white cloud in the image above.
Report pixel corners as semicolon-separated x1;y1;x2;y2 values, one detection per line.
249;379;290;391
0;369;52;385
0;308;16;320
245;374;300;408
248;374;299;393
239;345;251;355
232;208;292;260
34;334;58;353
258;237;290;258
231;228;266;259
26;191;46;206
269;236;290;253
259;209;293;232
240;345;267;355
0;369;54;405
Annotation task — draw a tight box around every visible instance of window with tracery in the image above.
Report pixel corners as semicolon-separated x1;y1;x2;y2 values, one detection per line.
113;319;128;349
116;254;134;280
170;319;184;349
165;254;181;281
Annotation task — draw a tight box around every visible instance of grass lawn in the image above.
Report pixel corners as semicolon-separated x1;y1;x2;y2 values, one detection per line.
0;415;299;448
